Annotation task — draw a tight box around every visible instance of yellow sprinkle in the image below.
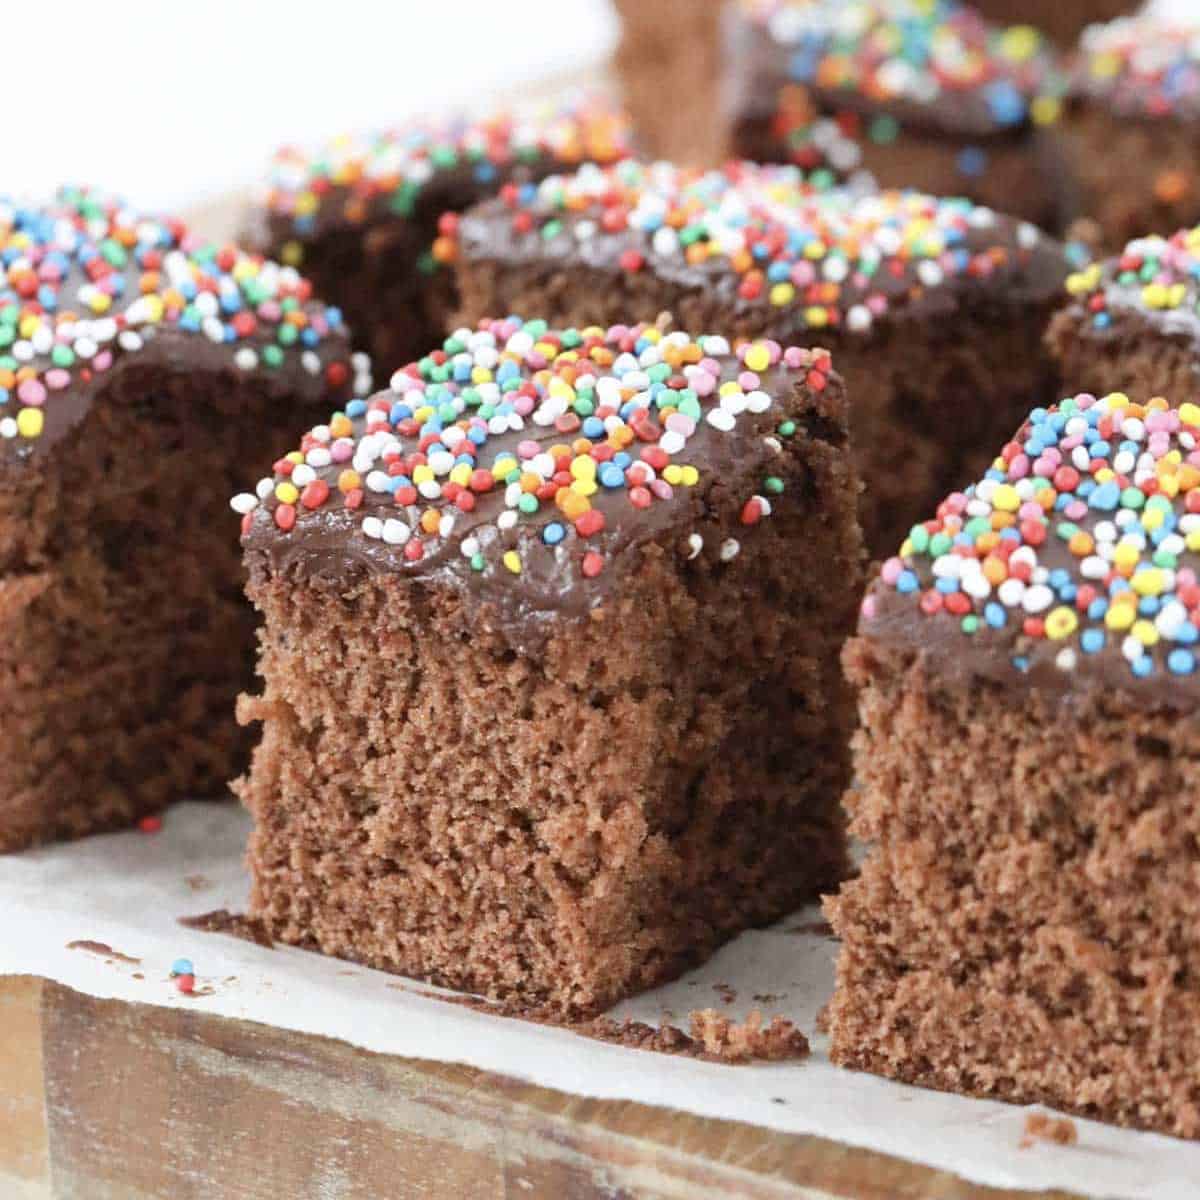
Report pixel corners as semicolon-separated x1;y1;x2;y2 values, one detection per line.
281;240;305;267
449;464;472;487
569;456;596;480
1105;603;1136;632
680;465;699;487
274;481;299;504
1180;403;1200;428
1045;606;1078;641
470;366;493;384
16;407;43;438
1187;529;1200;554
743;343;771;373
1031;95;1061;126
803;306;829;328
769;282;796;307
1132;619;1160;647
990;484;1020;512
503;551;521;575
570;478;598;498
1131;568;1165;596
412;464;434;484
663;464;683;485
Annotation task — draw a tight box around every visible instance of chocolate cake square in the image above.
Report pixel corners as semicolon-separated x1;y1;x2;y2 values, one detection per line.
233;319;863;1016
453;162;1073;557
1049;225;1200;404
243;99;633;380
723;1;1070;232
0;188;369;850
828;388;1200;1138
1060;20;1200;253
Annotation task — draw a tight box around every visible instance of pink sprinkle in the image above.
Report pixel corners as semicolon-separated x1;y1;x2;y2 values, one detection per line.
790;262;816;286
1064;500;1088;521
881;557;904;585
861;595;879;619
516;439;539;459
258;301;282;322
331;440;354;463
17;379;46;406
738;371;760;391
44;368;71;391
1018;501;1043;521
1008;454;1030;479
511;394;534;417
783;346;807;368
650;479;673;500
93;350;112;372
665;412;695;436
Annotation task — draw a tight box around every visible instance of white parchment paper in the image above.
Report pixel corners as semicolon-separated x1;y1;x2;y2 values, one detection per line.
2;801;1198;1199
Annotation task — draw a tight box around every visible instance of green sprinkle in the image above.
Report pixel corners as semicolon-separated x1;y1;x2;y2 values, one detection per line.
764;476;784;495
777;419;796;437
517;494;539;515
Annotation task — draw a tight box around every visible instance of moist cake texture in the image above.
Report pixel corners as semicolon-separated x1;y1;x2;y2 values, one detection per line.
1050;225;1200;404
724;0;1070;231
0;188;369;851
233;317;863;1016
829;389;1200;1138
244;99;633;378
1061;20;1200;252
454;161;1072;557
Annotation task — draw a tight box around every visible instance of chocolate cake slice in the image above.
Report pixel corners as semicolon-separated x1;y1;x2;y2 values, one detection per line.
723;0;1070;232
0;188;369;851
1049;225;1200;404
828;388;1200;1138
454;161;1073;556
1060;20;1200;253
243;98;633;379
233;318;863;1016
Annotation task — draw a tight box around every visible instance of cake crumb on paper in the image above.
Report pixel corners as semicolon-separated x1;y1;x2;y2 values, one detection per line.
1020;1112;1079;1148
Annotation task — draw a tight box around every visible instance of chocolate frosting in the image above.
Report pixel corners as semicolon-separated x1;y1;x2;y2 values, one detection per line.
725;0;1065;142
238;320;841;655
857;389;1200;713
0;189;368;471
1060;229;1200;357
457;163;1072;342
1070;19;1200;124
245;101;635;253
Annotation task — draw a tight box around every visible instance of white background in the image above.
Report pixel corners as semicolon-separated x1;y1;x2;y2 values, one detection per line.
4;0;1189;214
4;0;618;211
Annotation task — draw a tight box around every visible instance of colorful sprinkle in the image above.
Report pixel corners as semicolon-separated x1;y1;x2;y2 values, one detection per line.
867;390;1200;683
237;319;837;587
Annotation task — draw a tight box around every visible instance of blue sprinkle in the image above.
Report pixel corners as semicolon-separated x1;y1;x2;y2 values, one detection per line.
957;146;989;178
346;399;367;418
1132;655;1154;678
985;602;1007;629
1081;629;1105;654
542;522;566;546
1012;656;1030;673
896;570;920;595
599;463;625;489
935;577;961;595
1175;622;1199;645
1089;481;1121;511
171;958;194;977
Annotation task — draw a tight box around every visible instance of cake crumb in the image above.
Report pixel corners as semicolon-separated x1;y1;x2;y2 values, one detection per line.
687;1008;811;1064
183;874;213;893
1020;1112;1079;1148
66;940;140;965
713;982;737;1005
179;909;275;948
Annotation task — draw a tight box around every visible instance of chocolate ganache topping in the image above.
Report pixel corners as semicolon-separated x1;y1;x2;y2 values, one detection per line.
726;0;1066;142
0;187;369;468
245;97;634;257
1071;19;1200;124
235;318;841;652
455;161;1072;341
1064;226;1200;353
860;389;1200;710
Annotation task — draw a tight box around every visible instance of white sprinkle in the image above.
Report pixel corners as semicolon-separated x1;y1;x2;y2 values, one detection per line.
291;464;316;488
687;533;703;560
230;493;258;514
366;470;392;494
255;477;274;500
362;517;383;540
1122;635;1145;664
497;510;518;531
382;519;410;545
1055;648;1077;672
235;348;258;371
746;390;772;414
719;538;740;562
1022;584;1053;613
706;409;736;432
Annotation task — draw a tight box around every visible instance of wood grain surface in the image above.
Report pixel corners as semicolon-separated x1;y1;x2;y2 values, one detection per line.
0;975;1085;1200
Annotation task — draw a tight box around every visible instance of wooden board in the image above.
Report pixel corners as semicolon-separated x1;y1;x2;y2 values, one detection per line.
0;975;1084;1200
